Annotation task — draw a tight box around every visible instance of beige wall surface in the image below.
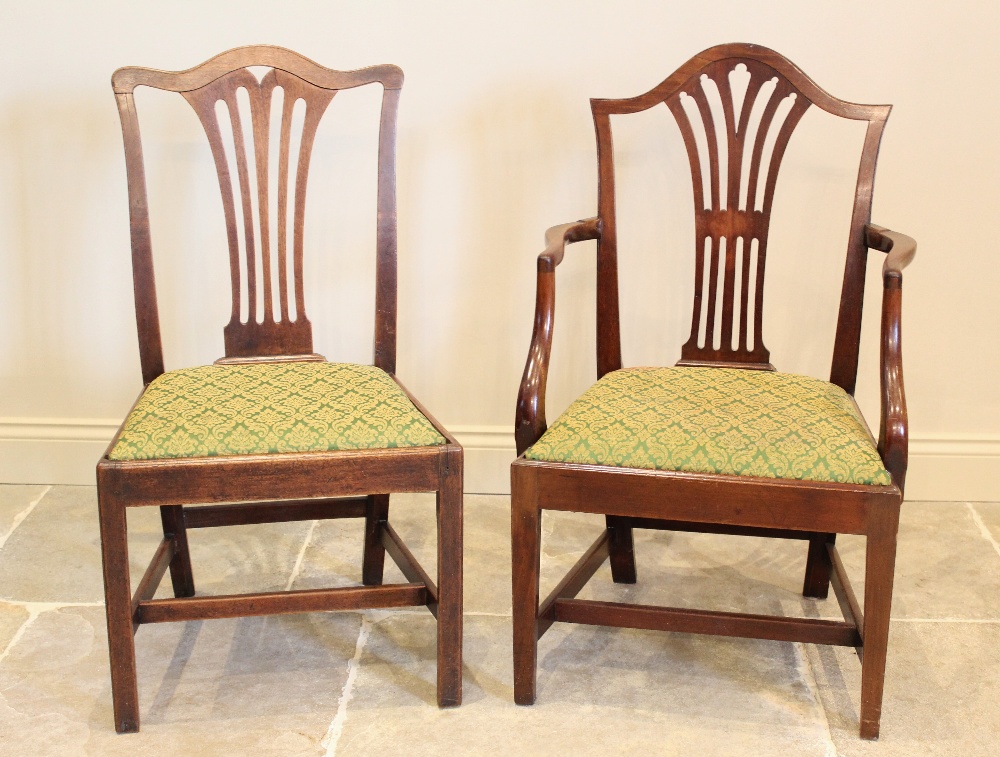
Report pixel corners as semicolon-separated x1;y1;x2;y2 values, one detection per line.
0;1;996;497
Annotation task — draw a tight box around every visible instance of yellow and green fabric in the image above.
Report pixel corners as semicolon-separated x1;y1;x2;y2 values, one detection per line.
110;362;445;461
525;367;891;486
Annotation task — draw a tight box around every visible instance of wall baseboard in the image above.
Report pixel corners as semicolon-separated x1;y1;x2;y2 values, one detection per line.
0;419;996;502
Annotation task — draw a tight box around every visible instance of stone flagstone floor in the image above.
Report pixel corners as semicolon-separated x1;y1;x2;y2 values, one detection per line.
0;485;998;755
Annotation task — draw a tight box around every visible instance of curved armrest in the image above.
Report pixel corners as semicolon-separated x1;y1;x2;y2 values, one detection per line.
865;224;916;490
865;224;916;281
515;217;602;455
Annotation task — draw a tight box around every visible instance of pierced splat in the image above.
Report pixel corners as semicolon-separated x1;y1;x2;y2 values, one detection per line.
183;68;335;358
590;46;888;381
113;47;403;383
668;59;810;369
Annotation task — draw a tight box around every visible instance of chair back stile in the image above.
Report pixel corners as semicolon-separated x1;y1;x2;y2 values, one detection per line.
111;46;403;379
590;44;890;387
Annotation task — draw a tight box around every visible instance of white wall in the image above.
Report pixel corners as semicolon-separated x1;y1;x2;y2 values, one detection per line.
0;1;996;499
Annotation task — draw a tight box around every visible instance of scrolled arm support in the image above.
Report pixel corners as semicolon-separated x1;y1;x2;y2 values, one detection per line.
865;224;916;491
515;217;602;455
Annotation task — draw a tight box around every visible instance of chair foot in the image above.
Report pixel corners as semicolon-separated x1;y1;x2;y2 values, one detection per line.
160;505;195;598
858;504;900;741
606;516;637;584
860;719;880;740
99;488;141;733
362;494;390;585
436;452;463;707
511;470;541;705
802;533;834;599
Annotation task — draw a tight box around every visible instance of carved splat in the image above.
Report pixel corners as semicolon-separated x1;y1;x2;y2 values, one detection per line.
590;45;890;379
183;68;335;357
668;59;810;368
112;47;403;380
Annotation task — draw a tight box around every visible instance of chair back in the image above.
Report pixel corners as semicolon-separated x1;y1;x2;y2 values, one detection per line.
112;46;403;383
591;43;890;390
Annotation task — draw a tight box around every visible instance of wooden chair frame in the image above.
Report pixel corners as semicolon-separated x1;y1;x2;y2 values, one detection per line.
511;44;915;740
100;46;462;733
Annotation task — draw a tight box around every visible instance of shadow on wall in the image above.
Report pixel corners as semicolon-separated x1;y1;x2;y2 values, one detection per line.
395;83;597;426
0;94;140;417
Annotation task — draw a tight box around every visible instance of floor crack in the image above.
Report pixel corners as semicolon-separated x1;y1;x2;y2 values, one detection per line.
285;519;319;592
0;485;51;552
967;503;1000;560
322;616;371;756
795;641;838;757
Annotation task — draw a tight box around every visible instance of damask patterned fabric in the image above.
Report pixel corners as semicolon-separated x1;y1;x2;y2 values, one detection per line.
109;362;445;460
525;367;891;486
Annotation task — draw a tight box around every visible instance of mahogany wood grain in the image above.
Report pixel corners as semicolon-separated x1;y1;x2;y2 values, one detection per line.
553;599;862;647
802;533;835;599
130;538;174;626
362;493;391;585
435;447;464;707
537;530;609;638
514;217;601;456
100;444;444;507
382;521;439;613
511;465;541;705
159;505;194;597
113;45;403;371
830;542;864;647
517;458;895;535
136;583;427;623
182;497;367;528
859;502;900;739
101;46;461;733
606;515;637;583
511;43;912;740
628;517;815;540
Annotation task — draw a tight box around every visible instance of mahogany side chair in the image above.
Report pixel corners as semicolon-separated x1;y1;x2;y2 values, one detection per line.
511;43;915;739
99;46;462;733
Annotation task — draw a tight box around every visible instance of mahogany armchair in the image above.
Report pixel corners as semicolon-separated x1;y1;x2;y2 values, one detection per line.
511;44;914;739
99;46;462;733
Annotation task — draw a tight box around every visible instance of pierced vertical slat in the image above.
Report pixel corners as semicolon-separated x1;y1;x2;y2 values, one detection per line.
761;95;810;214
703;235;721;348
730;73;766;212
692;83;721;211
719;235;737;350
222;86;260;325
714;72;740;213
666;97;706;217
182;77;249;326
743;81;788;216
738;236;752;351
688;233;708;346
290;88;336;324
275;78;296;323
250;71;278;323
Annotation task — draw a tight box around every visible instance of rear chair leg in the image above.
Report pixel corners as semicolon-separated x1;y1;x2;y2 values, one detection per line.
606;515;637;584
511;470;541;705
362;494;390;586
859;505;901;739
98;490;140;733
159;505;195;598
802;533;835;599
436;452;463;707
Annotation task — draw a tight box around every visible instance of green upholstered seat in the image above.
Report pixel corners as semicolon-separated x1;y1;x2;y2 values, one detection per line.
109;362;446;461
525;367;891;486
